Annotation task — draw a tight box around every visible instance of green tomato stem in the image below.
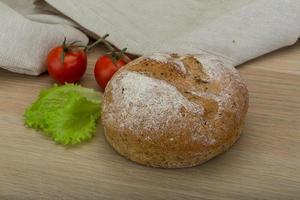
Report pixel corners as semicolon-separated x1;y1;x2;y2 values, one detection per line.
85;34;110;52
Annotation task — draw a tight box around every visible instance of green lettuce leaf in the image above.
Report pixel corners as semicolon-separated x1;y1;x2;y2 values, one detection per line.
24;84;102;145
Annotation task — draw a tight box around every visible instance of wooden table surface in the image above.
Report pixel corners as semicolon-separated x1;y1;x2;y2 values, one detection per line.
0;42;300;200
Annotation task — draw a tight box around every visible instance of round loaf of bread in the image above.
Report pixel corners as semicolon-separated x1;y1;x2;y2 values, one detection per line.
102;53;249;168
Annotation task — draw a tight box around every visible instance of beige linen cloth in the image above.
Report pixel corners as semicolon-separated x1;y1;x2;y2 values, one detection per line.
1;0;300;75
0;0;88;75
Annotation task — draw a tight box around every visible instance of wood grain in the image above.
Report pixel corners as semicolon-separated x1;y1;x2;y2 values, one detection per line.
0;42;300;200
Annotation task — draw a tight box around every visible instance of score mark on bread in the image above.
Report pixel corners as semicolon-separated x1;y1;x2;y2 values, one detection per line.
102;53;249;168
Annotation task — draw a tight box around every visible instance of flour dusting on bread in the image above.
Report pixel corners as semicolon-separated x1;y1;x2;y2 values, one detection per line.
108;71;204;132
146;53;187;74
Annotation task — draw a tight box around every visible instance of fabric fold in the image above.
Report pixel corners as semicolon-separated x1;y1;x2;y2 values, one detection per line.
0;1;88;75
43;0;300;66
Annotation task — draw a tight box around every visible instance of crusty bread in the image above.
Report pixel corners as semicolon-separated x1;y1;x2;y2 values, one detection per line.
102;53;249;168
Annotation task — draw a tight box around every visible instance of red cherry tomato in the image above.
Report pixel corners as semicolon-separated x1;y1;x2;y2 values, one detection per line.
47;46;87;84
94;55;127;91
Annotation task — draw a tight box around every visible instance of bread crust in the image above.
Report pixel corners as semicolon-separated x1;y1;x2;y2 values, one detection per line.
102;53;249;168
